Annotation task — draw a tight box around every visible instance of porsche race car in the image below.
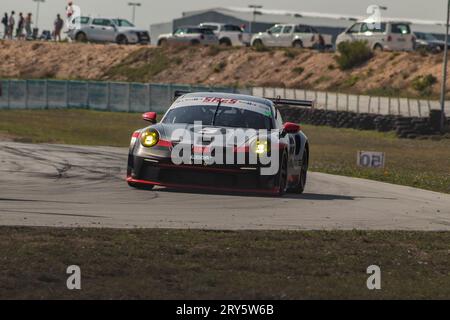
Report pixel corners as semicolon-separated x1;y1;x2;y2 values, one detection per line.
127;92;312;196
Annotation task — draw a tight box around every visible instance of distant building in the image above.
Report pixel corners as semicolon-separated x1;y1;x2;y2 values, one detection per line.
150;7;448;46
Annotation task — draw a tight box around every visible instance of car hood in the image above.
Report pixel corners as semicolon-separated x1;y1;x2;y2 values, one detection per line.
158;33;173;39
117;27;148;33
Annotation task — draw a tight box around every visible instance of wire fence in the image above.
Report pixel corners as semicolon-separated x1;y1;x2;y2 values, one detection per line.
0;79;448;117
252;87;450;117
0;80;251;113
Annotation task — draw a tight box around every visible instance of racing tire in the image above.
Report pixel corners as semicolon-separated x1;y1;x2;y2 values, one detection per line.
219;38;232;46
292;40;303;49
191;39;200;46
75;32;87;42
158;38;167;46
276;153;289;197
297;150;309;194
116;34;129;45
128;181;155;191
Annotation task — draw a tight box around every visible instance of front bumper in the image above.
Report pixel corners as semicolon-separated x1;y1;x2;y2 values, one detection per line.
127;155;280;194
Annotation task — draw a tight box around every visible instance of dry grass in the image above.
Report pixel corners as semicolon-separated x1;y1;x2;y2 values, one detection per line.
1;227;449;300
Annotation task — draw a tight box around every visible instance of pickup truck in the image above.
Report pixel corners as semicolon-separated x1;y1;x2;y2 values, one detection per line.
251;24;333;49
199;23;251;46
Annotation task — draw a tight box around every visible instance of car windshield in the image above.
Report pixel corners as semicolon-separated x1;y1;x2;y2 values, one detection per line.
417;33;438;41
163;105;273;130
112;19;134;27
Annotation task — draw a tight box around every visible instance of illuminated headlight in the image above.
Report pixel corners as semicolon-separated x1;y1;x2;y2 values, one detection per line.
255;140;269;154
140;129;159;148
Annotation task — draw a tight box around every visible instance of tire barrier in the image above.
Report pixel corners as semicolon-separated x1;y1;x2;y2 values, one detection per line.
278;106;449;139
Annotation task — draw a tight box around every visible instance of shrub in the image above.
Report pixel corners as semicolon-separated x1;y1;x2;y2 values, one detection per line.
412;74;438;96
335;41;373;70
292;67;304;75
213;61;227;73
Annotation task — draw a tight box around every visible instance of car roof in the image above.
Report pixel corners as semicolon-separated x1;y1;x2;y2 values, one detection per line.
180;92;273;108
355;20;411;25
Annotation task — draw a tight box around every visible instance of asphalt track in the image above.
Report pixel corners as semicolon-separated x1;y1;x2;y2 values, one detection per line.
1;141;449;231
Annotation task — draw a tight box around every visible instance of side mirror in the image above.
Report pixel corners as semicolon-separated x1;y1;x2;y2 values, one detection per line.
267;30;272;35
142;112;157;124
282;122;301;136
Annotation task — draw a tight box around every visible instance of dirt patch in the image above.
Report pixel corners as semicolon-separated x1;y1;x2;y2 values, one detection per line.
0;41;447;98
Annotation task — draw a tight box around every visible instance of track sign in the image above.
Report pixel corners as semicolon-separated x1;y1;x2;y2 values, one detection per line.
357;151;385;168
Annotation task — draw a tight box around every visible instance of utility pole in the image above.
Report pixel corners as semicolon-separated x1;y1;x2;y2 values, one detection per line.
440;0;450;133
128;2;141;24
248;5;262;35
33;0;45;29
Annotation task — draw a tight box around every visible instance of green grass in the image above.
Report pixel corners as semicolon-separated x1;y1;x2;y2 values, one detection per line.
303;125;450;194
0;109;145;147
0;109;448;193
1;227;449;299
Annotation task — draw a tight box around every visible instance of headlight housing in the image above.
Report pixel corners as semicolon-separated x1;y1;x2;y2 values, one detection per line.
140;129;159;148
254;140;269;155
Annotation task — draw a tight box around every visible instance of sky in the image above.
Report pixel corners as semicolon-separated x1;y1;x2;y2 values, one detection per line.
0;0;445;31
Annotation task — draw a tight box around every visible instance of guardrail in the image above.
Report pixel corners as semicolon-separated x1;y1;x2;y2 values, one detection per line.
0;79;448;117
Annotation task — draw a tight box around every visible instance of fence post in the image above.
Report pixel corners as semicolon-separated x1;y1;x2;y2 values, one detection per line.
325;92;328;110
418;99;422;117
65;80;69;108
378;96;381;114
25;80;29;109
86;82;90;109
397;97;401;116
336;92;339;111
127;82;131;113
388;97;391;115
147;83;151;112
346;93;349;112
45;80;49;109
407;97;411;117
356;95;360;114
7;80;11;109
106;82;111;111
368;96;372;114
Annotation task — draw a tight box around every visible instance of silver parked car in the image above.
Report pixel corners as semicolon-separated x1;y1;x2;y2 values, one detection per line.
336;21;415;51
68;16;150;44
251;24;333;49
199;23;251;46
157;26;219;46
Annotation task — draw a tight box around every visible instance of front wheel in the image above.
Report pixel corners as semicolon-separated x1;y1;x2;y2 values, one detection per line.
276;153;289;197
116;34;129;45
292;40;303;49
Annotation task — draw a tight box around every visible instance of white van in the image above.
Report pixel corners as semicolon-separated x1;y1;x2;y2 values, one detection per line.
336;21;415;51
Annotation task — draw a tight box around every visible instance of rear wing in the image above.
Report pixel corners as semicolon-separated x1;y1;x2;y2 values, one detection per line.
174;90;315;108
267;97;314;108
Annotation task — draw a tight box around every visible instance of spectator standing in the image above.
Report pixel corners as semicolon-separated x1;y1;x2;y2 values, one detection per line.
8;11;15;39
16;12;25;40
1;13;7;39
25;13;32;39
54;14;64;41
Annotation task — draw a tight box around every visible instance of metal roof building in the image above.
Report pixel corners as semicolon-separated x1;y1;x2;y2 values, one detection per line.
150;7;447;45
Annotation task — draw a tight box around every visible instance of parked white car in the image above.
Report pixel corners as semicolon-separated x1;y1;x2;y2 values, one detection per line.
157;26;219;46
68;17;150;44
251;24;333;49
199;23;251;46
336;21;415;51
